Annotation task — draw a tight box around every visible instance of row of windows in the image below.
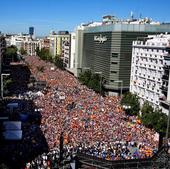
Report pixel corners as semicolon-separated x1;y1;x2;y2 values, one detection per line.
111;71;117;74
112;53;119;58
134;48;165;53
111;62;118;64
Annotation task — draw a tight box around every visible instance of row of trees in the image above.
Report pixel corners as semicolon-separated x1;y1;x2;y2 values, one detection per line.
3;45;18;64
36;47;65;70
78;70;103;94
121;92;168;136
36;47;53;62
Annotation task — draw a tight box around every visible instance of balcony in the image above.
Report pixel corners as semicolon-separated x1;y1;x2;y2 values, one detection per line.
162;75;169;81
160;85;168;91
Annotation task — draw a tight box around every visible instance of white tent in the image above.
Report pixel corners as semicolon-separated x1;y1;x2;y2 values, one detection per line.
3;130;22;140
3;121;21;130
36;91;44;97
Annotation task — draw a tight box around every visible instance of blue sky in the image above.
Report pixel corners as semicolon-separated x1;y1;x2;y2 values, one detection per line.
0;0;170;36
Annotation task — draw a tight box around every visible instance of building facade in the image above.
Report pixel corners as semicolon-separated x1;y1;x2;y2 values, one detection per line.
63;41;70;68
70;32;76;69
49;33;57;58
72;18;170;95
29;27;34;36
21;39;40;56
0;34;6;73
5;33;39;56
39;38;50;51
56;31;70;57
130;34;170;113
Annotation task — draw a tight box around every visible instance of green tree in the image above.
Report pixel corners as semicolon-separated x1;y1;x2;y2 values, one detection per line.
35;47;40;56
36;47;52;61
4;45;18;64
79;70;92;85
54;55;65;70
88;73;100;93
3;76;13;96
153;109;167;134
78;71;103;94
36;65;45;72
141;101;154;115
121;92;140;115
141;102;168;136
19;47;27;55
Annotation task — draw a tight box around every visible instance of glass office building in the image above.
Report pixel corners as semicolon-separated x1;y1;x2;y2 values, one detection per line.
76;23;170;95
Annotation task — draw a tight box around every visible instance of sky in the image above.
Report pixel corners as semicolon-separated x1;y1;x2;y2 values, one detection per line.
0;0;170;36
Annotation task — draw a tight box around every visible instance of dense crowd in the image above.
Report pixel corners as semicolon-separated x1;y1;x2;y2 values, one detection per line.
23;55;159;168
0;56;159;169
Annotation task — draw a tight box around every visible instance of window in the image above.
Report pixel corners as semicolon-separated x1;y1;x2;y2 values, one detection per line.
111;62;118;64
111;71;117;74
112;53;118;58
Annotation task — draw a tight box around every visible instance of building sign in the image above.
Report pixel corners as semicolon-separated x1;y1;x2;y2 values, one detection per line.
94;34;107;43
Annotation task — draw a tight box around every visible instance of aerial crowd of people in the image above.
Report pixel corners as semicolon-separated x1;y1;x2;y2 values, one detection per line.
0;56;160;169
22;55;159;169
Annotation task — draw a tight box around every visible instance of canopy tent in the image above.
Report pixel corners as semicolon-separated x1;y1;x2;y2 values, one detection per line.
6;103;19;108
3;130;22;140
3;121;21;130
36;91;44;97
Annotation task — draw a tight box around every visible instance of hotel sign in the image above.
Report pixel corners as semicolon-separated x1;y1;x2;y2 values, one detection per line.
94;34;107;43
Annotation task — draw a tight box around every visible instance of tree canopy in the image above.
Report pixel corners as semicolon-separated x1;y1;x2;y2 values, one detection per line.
120;92;140;115
4;45;18;64
19;47;27;55
141;101;168;135
78;71;103;94
54;55;65;70
36;47;53;62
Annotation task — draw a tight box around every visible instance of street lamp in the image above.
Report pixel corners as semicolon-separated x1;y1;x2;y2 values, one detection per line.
114;80;123;97
1;73;10;98
122;105;131;114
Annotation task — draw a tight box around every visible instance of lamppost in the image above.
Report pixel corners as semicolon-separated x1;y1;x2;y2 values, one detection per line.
114;80;123;97
122;105;131;114
1;73;10;98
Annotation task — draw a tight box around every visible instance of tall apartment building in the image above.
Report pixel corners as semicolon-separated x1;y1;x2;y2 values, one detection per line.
5;33;40;56
63;41;70;68
130;34;170;113
39;38;50;50
56;31;70;58
49;31;71;63
21;39;40;56
49;32;57;58
29;27;34;36
70;32;76;69
71;16;170;95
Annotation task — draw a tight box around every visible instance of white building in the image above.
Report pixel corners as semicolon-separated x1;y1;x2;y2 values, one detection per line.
130;34;170;112
5;33;40;56
63;41;70;68
21;39;40;56
70;32;76;69
49;33;57;58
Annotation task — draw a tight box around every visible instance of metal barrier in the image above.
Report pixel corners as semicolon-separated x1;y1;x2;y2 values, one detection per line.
76;146;170;169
